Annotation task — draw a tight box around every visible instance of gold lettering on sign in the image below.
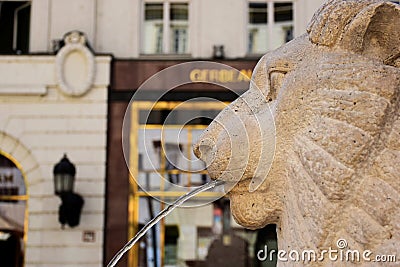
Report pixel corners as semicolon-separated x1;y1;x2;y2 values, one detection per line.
189;69;252;83
0;173;14;183
4;174;13;183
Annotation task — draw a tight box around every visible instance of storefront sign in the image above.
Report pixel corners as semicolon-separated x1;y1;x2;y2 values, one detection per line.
0;172;13;183
0;168;25;196
189;69;252;83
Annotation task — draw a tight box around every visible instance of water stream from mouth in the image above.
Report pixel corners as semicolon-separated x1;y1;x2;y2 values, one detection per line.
107;179;225;267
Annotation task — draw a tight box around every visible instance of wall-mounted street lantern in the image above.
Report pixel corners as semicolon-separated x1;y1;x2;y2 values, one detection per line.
53;154;76;195
53;154;84;229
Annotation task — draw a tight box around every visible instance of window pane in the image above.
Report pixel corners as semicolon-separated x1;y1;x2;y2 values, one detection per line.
274;3;293;22
249;3;267;24
143;2;189;54
170;3;188;54
272;2;293;49
0;1;30;54
145;3;163;20
170;3;188;21
248;3;267;54
143;3;164;54
170;26;187;53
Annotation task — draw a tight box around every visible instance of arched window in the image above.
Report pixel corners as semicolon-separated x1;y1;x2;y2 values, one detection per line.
0;152;28;267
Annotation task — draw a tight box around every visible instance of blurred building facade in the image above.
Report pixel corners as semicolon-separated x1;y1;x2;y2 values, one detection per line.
28;0;324;58
0;0;329;266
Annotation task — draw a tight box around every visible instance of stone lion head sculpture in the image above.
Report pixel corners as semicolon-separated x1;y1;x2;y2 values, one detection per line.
194;0;400;263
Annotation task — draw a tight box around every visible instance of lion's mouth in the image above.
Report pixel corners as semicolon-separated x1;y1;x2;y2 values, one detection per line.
223;178;256;195
212;170;266;194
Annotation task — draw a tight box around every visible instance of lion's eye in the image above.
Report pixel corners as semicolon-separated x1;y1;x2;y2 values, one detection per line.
268;71;287;102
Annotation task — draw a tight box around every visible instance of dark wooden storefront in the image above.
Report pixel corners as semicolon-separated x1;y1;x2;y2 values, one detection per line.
105;59;262;267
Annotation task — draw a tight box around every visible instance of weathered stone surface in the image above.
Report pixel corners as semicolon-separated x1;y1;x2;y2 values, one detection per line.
194;0;400;265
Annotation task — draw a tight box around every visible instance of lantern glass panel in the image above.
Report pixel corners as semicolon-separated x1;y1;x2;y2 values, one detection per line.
54;174;74;194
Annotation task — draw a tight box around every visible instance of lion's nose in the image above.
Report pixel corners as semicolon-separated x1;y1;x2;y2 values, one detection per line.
193;138;215;163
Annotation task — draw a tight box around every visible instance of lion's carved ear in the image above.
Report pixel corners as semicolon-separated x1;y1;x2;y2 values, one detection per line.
250;55;269;94
339;2;400;67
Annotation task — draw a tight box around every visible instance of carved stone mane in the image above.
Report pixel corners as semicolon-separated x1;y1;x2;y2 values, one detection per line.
194;0;400;265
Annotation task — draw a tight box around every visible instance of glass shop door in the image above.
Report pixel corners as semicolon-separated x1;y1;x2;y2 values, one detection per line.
127;101;227;267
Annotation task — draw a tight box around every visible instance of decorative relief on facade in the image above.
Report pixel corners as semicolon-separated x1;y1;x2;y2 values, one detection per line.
55;31;95;97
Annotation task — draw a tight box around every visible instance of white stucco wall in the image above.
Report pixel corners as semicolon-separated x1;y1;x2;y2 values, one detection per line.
96;0;141;57
29;0;326;58
30;0;97;52
190;0;248;58
0;55;111;267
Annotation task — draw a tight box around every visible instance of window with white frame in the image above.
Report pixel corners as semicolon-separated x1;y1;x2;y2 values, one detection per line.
142;2;188;54
248;3;268;54
248;1;293;54
143;3;163;54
